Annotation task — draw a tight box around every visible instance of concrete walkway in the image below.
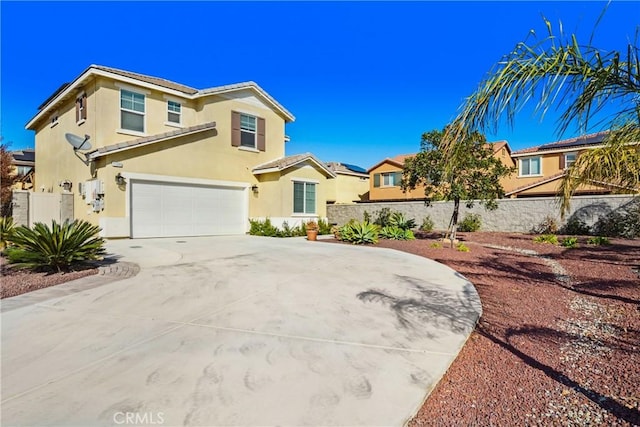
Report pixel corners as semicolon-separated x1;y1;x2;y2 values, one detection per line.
1;236;481;426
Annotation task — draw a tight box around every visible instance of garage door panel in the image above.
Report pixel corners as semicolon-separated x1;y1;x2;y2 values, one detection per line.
131;180;246;238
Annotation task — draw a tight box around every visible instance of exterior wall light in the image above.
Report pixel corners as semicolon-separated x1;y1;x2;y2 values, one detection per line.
251;184;259;193
115;173;126;186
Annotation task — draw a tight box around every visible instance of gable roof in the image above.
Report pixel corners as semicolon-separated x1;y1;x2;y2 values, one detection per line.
512;131;608;156
367;153;415;172
85;122;217;160
326;162;369;177
252;153;336;177
26;65;294;129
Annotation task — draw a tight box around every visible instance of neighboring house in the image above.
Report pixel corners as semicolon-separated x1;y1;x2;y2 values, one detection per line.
25;65;333;238
368;143;515;202
368;154;425;201
325;162;369;204
10;149;35;190
504;131;615;198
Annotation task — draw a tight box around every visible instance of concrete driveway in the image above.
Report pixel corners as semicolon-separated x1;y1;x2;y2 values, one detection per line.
1;236;481;426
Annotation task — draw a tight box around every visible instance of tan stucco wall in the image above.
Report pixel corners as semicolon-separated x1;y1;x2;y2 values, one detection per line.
516;178;611;197
327;174;369;204
369;162;425;201
254;162;329;219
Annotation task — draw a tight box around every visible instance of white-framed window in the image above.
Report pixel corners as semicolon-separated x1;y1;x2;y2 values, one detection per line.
519;156;541;176
76;93;87;124
167;100;181;124
120;89;145;132
382;172;401;187
240;113;257;148
16;166;32;176
564;152;577;169
293;181;316;214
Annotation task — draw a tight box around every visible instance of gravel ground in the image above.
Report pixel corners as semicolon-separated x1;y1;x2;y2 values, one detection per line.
1;256;98;299
371;232;639;426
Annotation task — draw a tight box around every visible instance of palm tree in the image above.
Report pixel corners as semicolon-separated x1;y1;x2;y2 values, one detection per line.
443;16;640;215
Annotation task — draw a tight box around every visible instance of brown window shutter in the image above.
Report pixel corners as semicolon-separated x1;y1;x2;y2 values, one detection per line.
373;173;380;187
257;117;266;151
559;154;565;169
231;111;241;147
81;94;87;120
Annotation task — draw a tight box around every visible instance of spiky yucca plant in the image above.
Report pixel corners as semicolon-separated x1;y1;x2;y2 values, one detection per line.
0;216;15;252
6;220;106;272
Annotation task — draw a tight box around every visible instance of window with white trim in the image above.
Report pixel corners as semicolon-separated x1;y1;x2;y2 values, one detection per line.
240;113;257;148
120;89;145;132
293;181;316;214
76;93;87;123
564;152;577;169
520;156;541;176
382;172;401;186
167;100;181;124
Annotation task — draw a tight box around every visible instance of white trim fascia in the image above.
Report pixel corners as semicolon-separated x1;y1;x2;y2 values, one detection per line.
199;85;294;122
252;167;280;175
335;170;369;178
290;177;320;184
162;93;189;102
511;145;604;157
287;158;336;177
100;69;187;97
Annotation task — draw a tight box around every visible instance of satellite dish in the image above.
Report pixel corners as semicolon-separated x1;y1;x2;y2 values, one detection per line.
65;133;92;151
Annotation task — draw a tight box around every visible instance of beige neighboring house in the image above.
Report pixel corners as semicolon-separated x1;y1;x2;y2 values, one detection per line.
504;132;616;198
10;149;35;190
26;65;334;238
325;162;369;204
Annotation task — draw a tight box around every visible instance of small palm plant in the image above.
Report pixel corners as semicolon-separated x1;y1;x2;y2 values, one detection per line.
6;220;106;272
0;216;15;253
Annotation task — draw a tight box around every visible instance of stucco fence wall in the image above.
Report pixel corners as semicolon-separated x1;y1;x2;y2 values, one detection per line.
327;194;639;233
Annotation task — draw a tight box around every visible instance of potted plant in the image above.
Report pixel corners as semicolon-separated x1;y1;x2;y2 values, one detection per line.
306;220;319;241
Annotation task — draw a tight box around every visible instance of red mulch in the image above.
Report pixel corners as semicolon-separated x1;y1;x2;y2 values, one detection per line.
343;232;640;425
1;256;99;299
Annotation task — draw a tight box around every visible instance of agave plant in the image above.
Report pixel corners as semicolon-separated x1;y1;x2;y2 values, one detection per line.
6;219;106;271
379;225;415;241
0;216;15;253
388;212;416;230
338;221;379;245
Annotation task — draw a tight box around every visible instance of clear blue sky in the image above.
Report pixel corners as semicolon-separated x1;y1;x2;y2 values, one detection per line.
1;1;638;168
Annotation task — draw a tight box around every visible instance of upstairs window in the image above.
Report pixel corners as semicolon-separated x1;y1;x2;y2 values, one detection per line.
120;89;145;132
520;156;541;176
50;112;59;127
293;181;316;214
231;111;266;151
240;114;257;148
563;152;577;169
167;100;181;124
76;93;87;123
373;172;402;187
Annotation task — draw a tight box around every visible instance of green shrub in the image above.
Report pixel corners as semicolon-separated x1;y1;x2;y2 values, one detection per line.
6;220;105;272
456;243;470;252
532;215;559;234
533;234;559;244
388;212;416;230
338;221;379;245
429;242;442;249
420;216;435;232
249;218;279;236
1;216;15;252
372;207;393;227
587;236;610;246
560;237;579;248
561;217;591;236
593;204;640;238
458;213;481;232
379;225;415;240
317;219;332;235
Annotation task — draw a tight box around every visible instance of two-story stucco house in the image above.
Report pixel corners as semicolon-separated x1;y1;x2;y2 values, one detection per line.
504;132;614;198
25;65;335;238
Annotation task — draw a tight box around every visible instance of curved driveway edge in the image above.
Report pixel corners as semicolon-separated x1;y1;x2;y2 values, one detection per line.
1;235;481;426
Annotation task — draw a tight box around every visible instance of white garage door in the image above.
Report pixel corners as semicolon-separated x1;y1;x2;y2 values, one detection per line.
131;180;246;238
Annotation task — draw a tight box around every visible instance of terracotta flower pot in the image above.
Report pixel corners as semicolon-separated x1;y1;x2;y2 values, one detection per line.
306;229;318;241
